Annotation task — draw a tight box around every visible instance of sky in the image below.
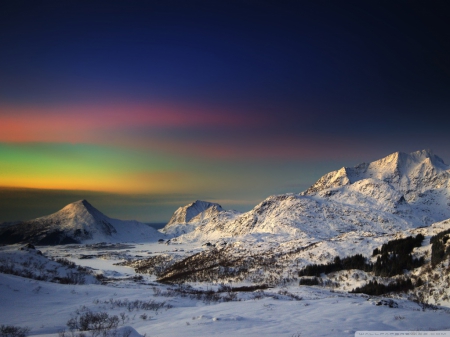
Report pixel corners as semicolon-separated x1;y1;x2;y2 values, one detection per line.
1;0;450;223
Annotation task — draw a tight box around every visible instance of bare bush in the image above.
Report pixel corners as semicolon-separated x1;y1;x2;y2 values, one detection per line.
0;325;30;337
99;298;170;312
54;258;76;268
67;309;119;336
0;256;92;285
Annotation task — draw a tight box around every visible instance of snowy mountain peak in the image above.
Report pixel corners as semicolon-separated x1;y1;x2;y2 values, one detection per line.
304;149;449;195
58;199;106;221
32;199;117;241
362;149;447;176
0;199;162;245
165;200;223;227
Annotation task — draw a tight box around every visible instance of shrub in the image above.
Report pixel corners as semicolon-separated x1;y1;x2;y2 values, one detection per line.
67;310;119;336
0;325;30;337
54;258;76;268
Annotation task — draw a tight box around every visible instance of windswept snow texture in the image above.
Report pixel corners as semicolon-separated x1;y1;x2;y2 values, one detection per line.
0;200;162;245
177;150;450;241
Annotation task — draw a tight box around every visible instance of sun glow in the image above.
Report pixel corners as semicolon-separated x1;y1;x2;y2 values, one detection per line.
0;143;185;193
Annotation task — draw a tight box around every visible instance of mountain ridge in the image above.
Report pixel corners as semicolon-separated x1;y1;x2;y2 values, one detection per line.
176;149;450;241
2;149;449;246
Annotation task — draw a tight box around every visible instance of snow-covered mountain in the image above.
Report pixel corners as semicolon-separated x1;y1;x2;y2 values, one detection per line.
161;200;240;237
178;150;450;241
304;149;449;195
0;200;162;245
166;200;223;225
3;150;449;246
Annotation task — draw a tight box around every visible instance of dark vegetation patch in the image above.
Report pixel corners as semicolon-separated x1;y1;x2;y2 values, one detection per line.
297;235;426;295
85;243;135;251
373;234;424;256
299;235;424;279
0;251;94;284
118;254;175;277
154;247;278;285
147;242;319;285
0;222;80;245
92;298;171;312
151;284;238;303
430;228;450;267
299;277;321;286
151;284;297;303
299;254;371;277
227;284;269;292
0;325;30;337
372;234;424;277
67;309;119;335
351;277;415;296
37;231;79;245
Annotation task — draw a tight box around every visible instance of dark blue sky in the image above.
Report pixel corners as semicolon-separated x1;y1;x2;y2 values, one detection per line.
3;1;449;109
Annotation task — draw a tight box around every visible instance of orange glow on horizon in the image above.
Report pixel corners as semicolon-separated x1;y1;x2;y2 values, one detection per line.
0;171;189;194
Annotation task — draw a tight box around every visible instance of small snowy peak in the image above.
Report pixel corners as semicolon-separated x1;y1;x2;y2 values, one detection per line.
162;201;235;237
165;200;223;227
34;199;117;239
176;208;242;241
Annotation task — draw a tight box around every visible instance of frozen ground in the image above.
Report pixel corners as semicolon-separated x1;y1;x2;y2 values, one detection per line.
1;241;450;337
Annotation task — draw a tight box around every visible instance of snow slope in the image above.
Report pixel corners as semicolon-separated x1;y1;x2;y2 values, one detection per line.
0;200;163;245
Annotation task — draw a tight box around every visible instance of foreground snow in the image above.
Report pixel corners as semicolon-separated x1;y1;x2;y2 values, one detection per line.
2;272;450;337
1;242;450;337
